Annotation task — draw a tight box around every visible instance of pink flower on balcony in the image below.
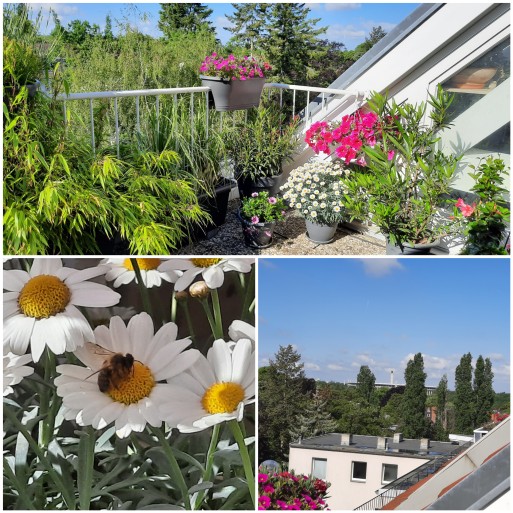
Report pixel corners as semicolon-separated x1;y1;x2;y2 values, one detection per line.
455;198;466;208
268;197;277;204
251;216;260;224
455;198;476;217
387;150;395;161
258;473;269;484
259;495;271;510
356;156;367;166
251;192;259;197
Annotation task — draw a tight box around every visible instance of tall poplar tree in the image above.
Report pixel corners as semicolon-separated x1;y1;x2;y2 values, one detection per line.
259;345;311;463
474;356;495;426
401;353;428;438
433;375;449;441
356;365;376;403
454;353;475;434
158;3;214;38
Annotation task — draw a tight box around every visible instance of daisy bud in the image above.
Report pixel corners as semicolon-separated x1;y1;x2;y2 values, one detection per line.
174;290;189;301
189;281;210;298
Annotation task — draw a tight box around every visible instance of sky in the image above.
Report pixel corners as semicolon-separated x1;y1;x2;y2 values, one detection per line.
258;258;511;393
25;2;419;50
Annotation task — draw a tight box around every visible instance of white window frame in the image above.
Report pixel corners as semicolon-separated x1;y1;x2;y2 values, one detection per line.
382;463;399;485
311;458;327;480
351;461;367;482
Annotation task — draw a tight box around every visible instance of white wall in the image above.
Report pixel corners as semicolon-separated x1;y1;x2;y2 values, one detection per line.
288;446;428;510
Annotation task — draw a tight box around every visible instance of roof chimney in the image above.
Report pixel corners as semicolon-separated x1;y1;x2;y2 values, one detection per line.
393;433;403;443
377;436;387;450
390;370;394;385
341;433;352;446
420;438;430;451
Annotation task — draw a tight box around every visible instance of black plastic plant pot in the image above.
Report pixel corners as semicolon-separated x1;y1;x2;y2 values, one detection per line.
385;238;449;255
236;172;284;200
238;211;276;249
200;75;265;112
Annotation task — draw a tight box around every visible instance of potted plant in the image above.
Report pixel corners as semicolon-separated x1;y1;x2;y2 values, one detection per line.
199;52;271;111
225;104;300;199
281;159;350;243
334;87;459;254
452;157;510;255
238;191;286;249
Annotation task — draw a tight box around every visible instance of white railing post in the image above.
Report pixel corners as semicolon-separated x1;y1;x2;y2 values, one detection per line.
114;97;119;158
205;91;209;139
156;95;160;137
190;93;194;144
89;99;95;154
136;95;140;134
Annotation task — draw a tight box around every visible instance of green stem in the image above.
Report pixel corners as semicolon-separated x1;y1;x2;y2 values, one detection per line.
181;298;196;341
4;408;76;509
77;427;96;510
194;424;221;509
150;427;191;510
240;268;255;322
200;298;220;340
170;290;178;323
131;258;154;318
228;420;255;508
210;288;223;339
3;457;36;510
40;350;57;448
248;298;255;314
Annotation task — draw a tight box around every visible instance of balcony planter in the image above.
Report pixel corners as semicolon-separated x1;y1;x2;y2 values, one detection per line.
194;178;234;240
236;171;284;200
306;220;338;244
237;210;276;249
200;75;265;112
385;239;449;255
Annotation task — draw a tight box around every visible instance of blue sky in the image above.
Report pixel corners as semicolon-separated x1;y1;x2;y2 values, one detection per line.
27;2;419;50
258;258;511;393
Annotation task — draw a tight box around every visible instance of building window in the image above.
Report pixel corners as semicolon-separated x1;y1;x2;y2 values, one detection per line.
351;461;367;482
311;458;327;480
382;464;398;484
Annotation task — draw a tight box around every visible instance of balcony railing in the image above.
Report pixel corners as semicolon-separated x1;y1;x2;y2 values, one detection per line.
49;83;367;157
354;441;472;511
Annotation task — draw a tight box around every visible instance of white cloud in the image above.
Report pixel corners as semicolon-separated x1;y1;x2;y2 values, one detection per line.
325;4;362;12
259;357;270;366
494;364;510;376
326;24;366;41
361;20;396;32
487;353;504;361
31;3;80;18
360;258;404;277
327;363;347;371
215;15;232;31
305;362;321;371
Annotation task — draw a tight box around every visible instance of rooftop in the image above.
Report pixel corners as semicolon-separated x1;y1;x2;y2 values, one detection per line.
290;433;458;459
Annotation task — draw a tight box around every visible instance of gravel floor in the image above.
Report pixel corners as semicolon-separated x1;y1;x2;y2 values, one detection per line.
178;201;386;256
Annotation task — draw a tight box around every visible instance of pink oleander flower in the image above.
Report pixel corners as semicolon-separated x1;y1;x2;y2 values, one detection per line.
455;198;476;217
251;215;260;224
455;198;466;208
387;150;395;160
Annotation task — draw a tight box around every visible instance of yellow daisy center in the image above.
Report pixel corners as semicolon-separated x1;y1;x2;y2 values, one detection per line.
106;361;156;405
18;275;71;319
123;258;161;271
201;382;245;414
190;258;222;268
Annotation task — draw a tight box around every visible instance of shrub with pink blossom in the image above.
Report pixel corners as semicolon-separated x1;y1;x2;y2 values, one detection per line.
258;470;330;510
200;52;271;81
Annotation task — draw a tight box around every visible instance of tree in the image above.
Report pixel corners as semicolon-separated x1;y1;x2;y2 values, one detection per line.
262;3;327;84
104;15;114;40
433;375;449;441
474;356;495;426
65;20;96;46
454;353;475;434
356;365;376;403
289;392;337;442
366;26;387;46
225;3;269;52
343;26;387;64
158;3;214;38
401;353;428;438
259;345;312;463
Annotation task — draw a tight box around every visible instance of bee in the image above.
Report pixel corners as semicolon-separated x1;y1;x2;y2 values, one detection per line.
84;342;135;393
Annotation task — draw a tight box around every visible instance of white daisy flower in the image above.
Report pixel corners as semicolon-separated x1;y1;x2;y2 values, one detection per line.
101;258;182;288
228;320;255;350
55;313;200;438
334;206;341;213
3;352;33;396
311;211;318;218
159;258;254;292
3;259;120;362
162;339;254;433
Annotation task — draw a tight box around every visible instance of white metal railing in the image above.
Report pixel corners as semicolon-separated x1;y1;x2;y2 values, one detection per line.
52;83;366;157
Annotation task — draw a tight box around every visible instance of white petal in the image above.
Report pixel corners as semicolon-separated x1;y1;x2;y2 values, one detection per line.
188;354;216;390
173;268;201;291
153;348;199;381
3;314;36;355
127;312;154;358
114;271;136;288
203;266;224;289
228;320;255;343
3;270;30;292
144;322;178;361
231;339;253;384
3;298;20;319
208;339;232;382
30;259;62;276
158;259;195;272
109;316;129;353
93;401;124;429
64;265;108;284
70;282;121;308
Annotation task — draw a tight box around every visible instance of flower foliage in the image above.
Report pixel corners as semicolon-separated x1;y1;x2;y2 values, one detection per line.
452;157;510;255
200;52;271;81
281;160;349;224
305;110;392;166
258;470;330;510
241;191;286;224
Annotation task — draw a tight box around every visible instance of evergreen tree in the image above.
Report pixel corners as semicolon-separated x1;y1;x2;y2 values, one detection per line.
401;353;428;438
259;345;311;463
433;375;449;441
289;392;337;442
104;15;114;40
366;26;387;46
262;3;327;83
454;353;475;434
158;3;214;38
356;365;376;403
225;3;269;52
474;356;495;426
